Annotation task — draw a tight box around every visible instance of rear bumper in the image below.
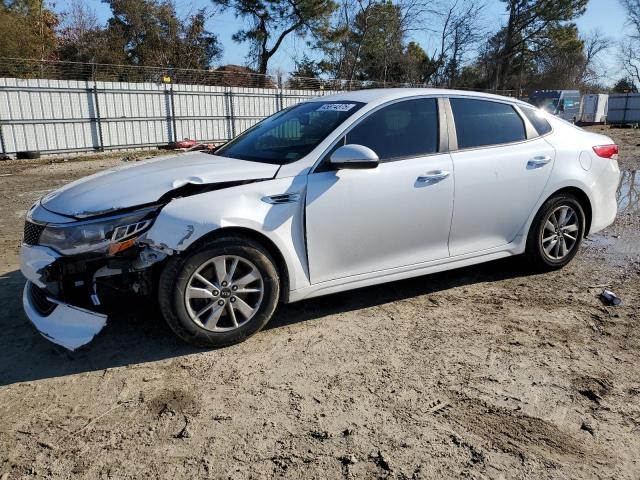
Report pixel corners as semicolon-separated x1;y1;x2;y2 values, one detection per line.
590;161;620;234
23;281;107;351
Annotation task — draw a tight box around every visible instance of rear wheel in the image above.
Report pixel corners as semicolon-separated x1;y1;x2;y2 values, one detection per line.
525;194;585;271
159;236;280;347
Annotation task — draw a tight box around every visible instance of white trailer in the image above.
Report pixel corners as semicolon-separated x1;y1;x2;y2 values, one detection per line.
579;94;608;125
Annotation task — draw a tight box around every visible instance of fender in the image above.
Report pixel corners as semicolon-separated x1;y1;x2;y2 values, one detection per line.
142;175;311;293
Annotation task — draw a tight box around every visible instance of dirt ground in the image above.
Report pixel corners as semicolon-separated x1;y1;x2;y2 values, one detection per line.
0;127;639;479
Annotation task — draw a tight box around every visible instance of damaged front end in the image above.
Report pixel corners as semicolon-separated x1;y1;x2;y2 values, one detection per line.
20;203;168;350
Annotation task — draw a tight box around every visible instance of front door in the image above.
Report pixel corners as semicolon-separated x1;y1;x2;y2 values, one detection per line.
305;98;455;284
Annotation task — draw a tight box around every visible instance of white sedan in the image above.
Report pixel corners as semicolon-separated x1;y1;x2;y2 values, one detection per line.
20;89;620;349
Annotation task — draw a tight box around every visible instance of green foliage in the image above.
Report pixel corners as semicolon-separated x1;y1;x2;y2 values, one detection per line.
612;77;638;93
316;1;438;85
350;1;405;82
487;0;589;89
213;0;337;74
528;24;586;89
288;54;321;88
99;0;221;68
0;0;59;61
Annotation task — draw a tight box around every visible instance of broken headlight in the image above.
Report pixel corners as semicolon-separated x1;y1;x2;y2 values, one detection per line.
38;206;158;256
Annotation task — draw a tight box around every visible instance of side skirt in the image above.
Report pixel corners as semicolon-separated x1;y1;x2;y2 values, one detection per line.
287;240;525;303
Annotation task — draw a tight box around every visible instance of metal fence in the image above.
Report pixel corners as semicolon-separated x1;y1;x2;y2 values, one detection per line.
607;93;640;125
0;77;344;155
0;58;520;156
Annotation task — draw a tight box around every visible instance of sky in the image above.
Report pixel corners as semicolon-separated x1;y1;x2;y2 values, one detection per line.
51;0;629;84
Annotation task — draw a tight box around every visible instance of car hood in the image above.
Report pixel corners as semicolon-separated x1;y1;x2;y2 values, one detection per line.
40;152;280;218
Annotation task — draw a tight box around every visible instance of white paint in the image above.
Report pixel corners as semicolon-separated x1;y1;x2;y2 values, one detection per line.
448;137;555;256
579;150;593;171
20;244;60;288
19;89;622;350
580;94;608;124
40;152;280;217
22;283;107;351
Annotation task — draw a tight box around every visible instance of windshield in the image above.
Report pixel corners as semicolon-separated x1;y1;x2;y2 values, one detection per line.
215;101;365;164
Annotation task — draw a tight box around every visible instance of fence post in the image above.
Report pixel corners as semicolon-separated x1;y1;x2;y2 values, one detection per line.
0;118;6;156
278;88;284;111
92;79;105;152
623;93;630;124
224;88;236;139
169;84;178;143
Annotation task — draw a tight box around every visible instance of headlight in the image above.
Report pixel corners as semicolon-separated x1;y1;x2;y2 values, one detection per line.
38;207;158;255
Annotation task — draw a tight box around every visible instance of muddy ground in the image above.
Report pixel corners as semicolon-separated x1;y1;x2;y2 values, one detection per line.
0;127;639;479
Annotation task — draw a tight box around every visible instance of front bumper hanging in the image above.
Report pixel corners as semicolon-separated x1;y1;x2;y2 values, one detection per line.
22;281;108;351
21;244;109;350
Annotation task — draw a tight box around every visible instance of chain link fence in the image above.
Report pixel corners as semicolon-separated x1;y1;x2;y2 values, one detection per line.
0;58;519;156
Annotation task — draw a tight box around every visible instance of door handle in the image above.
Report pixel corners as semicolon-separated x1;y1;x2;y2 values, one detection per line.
417;170;450;183
527;156;552;169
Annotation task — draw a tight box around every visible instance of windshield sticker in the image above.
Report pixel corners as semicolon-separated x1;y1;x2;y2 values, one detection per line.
317;103;357;112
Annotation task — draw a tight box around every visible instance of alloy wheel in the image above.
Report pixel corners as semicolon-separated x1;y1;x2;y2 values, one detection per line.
184;255;264;332
540;205;580;261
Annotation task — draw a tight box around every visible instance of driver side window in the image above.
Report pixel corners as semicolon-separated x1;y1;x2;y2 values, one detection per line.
344;98;439;162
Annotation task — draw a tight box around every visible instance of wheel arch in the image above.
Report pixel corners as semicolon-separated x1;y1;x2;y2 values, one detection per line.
546;186;593;235
185;226;291;303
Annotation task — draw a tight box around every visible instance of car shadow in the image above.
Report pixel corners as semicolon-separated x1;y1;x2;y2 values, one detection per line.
0;258;536;386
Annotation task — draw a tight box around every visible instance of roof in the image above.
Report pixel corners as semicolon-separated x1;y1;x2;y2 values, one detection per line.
316;88;529;107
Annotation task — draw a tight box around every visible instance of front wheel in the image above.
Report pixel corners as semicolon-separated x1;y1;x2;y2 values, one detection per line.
158;236;280;348
525;194;585;271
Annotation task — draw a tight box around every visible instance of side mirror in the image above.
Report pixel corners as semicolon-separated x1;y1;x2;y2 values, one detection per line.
330;144;379;170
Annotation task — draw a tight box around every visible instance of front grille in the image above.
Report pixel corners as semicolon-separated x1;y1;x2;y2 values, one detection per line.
24;221;45;246
28;282;56;316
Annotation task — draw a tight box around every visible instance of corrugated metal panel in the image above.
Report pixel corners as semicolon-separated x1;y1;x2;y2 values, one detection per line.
0;77;336;155
607;94;640;124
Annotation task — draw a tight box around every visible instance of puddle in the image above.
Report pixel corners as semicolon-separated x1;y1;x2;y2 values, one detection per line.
583;170;640;266
617;170;639;213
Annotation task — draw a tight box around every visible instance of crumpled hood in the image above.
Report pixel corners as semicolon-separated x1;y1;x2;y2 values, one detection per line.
41;152;279;218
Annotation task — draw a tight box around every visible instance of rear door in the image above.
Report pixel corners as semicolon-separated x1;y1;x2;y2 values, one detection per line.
447;97;555;256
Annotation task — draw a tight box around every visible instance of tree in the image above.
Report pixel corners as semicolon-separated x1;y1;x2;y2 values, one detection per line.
0;0;59;60
403;41;434;84
315;0;433;83
213;0;337;75
351;1;406;83
580;29;610;84
528;24;585;89
100;0;222;69
58;0;103;63
612;77;638;93
619;0;640;86
489;0;588;89
416;0;485;87
288;54;322;88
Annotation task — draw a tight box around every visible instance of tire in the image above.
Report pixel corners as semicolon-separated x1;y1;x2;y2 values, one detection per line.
16;151;40;160
158;236;280;348
525;193;585;271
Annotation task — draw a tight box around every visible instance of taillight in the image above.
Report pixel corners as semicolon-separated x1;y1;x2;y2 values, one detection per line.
592;144;619;160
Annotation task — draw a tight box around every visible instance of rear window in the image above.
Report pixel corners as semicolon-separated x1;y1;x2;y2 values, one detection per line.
450;98;526;149
521;107;553;136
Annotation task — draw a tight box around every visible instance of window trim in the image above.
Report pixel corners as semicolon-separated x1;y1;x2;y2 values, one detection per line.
445;96;546;153
517;104;555;139
310;95;448;173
